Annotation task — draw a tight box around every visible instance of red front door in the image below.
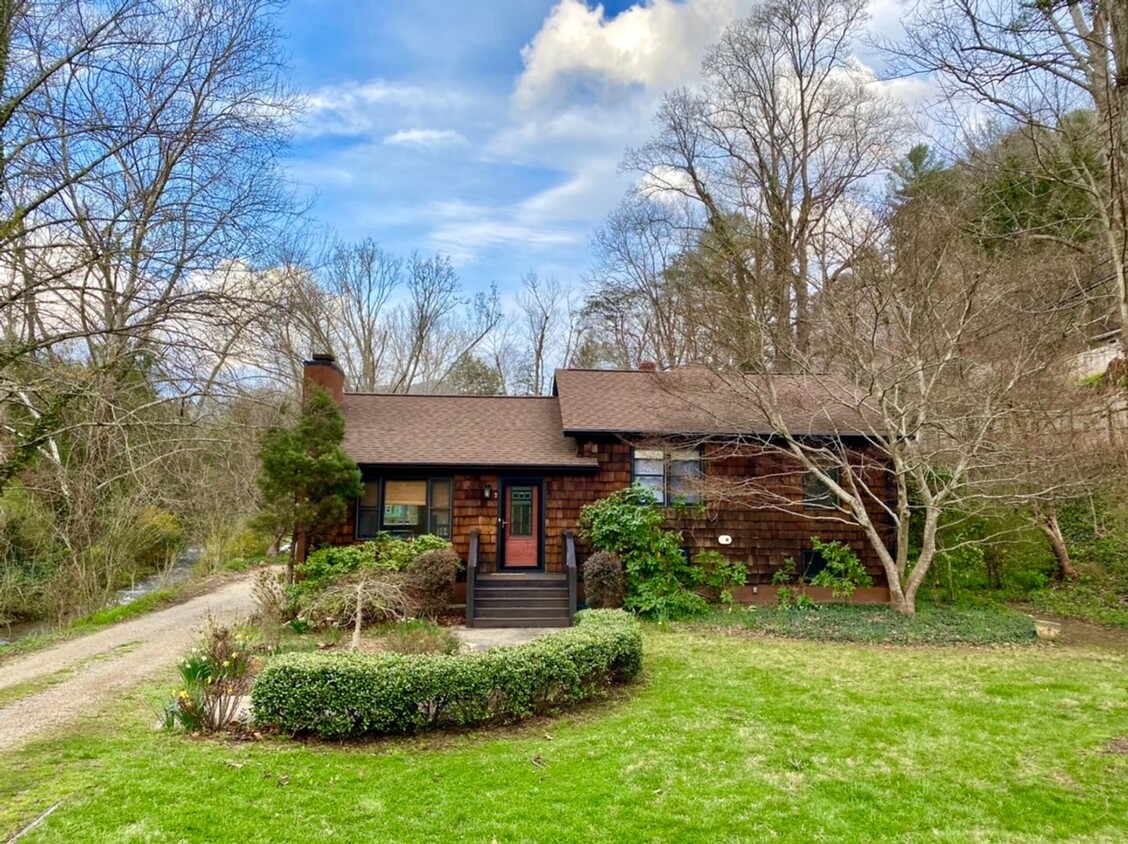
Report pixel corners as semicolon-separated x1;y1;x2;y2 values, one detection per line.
501;483;539;568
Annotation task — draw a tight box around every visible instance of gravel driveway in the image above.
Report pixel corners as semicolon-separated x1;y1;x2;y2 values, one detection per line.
0;576;255;751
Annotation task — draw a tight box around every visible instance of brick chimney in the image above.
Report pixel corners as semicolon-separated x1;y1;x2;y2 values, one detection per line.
638;360;658;372
303;353;345;403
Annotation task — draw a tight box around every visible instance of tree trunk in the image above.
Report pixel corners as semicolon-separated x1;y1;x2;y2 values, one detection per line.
1039;507;1077;581
352;582;363;650
286;540;297;586
889;590;916;615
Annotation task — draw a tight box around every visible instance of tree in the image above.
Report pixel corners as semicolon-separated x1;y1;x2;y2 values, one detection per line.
514;272;581;394
689;159;1087;613
606;0;906;367
441;353;504;396
896;0;1128;355
257;388;361;584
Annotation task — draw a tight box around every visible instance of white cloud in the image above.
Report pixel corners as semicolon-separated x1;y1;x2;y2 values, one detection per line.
424;200;582;265
297;80;470;139
383;128;467;147
514;0;753;111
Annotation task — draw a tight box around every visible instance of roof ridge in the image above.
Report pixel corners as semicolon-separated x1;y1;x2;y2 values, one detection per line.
343;392;560;399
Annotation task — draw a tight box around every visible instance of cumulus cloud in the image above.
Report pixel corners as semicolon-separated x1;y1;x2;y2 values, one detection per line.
383;128;467;147
514;0;753;111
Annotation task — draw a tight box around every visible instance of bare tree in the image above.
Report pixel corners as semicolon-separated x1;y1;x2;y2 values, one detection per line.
896;0;1128;355
682;173;1089;613
321;238;401;392
587;197;701;369
612;0;906;366
513;272;581;395
0;0;296;619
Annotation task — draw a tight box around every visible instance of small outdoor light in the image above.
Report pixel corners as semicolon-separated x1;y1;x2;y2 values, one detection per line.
482;483;493;500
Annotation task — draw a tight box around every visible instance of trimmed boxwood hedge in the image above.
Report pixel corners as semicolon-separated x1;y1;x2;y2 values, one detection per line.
251;609;643;739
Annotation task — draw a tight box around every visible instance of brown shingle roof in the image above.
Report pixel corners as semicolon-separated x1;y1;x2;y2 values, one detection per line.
552;368;874;437
339;394;599;468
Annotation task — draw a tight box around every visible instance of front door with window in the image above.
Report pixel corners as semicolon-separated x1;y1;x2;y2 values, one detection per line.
500;481;540;568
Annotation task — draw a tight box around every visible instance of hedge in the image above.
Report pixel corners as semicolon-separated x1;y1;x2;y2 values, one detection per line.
251;609;643;738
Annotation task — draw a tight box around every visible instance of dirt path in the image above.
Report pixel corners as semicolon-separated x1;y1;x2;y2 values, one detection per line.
0;576;255;751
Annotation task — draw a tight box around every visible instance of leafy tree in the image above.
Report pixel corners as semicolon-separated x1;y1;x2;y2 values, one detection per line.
442;353;504;395
257;387;361;583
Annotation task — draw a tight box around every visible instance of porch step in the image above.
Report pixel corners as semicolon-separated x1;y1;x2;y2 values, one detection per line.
474;605;571;620
472;617;572;628
473;591;573;604
473;576;565;587
474;588;568;600
469;574;572;628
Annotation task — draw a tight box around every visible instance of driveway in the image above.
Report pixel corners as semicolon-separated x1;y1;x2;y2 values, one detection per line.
0;576;256;751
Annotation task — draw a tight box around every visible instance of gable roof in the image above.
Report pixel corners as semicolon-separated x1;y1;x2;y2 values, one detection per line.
339;393;599;468
552;368;873;438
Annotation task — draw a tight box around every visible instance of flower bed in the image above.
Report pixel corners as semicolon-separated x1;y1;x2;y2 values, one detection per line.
251;609;642;739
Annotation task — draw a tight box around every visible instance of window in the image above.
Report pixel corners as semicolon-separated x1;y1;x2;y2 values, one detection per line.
428;479;452;538
803;467;841;509
355;478;454;540
509;487;534;535
800;548;826;583
632;447;703;505
356;482;381;539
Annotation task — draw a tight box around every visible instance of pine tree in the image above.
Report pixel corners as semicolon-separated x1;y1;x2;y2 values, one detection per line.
257;387;362;583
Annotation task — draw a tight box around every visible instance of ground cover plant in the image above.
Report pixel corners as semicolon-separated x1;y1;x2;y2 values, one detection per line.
2;627;1126;842
702;602;1038;645
252;609;642;738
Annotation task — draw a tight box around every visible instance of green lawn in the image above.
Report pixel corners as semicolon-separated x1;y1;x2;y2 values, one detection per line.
2;628;1126;843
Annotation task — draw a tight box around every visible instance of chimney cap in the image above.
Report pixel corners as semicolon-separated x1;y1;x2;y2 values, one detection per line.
310;352;336;364
638;360;658;372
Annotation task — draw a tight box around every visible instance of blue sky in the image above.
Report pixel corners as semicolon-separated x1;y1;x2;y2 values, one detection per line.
277;0;915;297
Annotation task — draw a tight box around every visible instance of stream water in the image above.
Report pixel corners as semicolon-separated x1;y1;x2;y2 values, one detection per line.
0;548;201;646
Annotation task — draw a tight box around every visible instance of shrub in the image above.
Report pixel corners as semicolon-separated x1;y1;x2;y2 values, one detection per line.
808;538;873;600
383;619;460;655
297;544;376;592
297;535;454;594
583;551;627;609
304;572;411;649
404;548;462;619
164;618;254;732
578;486;705;621
252;568;289;621
694;550;747;606
375;533;452;571
252;609;642;739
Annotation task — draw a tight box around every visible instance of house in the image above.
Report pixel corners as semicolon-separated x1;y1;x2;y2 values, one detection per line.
303;354;893;627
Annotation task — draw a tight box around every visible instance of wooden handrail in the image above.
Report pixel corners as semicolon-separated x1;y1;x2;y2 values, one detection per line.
466;529;479;627
564;529;577;625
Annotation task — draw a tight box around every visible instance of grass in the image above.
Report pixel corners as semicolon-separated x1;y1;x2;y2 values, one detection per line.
1020;586;1128;631
699;602;1038;645
2;628;1126;842
70;589;181;628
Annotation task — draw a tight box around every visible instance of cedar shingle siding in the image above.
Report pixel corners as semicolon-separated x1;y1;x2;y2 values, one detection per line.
330;439;890;586
315;365;893;595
